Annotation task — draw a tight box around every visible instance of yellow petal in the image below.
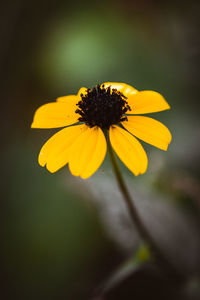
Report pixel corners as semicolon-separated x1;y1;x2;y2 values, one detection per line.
109;126;148;175
56;95;78;103
77;87;88;98
31;101;78;129
38;124;87;172
102;82;137;97
127;90;170;114
57;87;87;102
122;116;172;151
68;126;107;179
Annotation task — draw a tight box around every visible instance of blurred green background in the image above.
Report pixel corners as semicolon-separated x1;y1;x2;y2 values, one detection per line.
1;0;200;299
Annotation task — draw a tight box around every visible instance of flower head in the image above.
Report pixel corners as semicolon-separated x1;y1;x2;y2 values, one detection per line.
31;82;172;179
76;84;131;129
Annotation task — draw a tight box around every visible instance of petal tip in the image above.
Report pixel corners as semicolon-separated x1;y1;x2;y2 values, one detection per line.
31;121;36;128
38;155;46;167
46;165;56;173
163;144;169;151
80;174;90;180
140;169;147;175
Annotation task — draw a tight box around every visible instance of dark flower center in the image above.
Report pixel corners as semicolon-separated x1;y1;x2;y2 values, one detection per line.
75;84;131;129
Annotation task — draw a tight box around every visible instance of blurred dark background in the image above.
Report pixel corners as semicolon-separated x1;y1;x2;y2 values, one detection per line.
1;0;200;299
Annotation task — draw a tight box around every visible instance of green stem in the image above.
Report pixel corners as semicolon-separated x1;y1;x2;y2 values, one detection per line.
108;141;182;281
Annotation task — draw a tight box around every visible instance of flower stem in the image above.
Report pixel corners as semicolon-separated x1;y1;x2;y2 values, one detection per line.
108;141;183;281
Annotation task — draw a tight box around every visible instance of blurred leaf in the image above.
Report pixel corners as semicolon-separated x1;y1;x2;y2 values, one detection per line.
96;244;152;297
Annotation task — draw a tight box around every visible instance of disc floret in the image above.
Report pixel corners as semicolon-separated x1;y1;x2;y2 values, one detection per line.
75;84;131;129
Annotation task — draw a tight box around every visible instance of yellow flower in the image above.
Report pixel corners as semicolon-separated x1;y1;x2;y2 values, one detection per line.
31;82;172;179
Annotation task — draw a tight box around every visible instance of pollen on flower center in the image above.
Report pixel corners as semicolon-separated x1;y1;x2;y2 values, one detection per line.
75;84;131;129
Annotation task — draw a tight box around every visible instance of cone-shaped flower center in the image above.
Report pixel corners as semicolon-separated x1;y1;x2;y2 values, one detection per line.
76;84;131;129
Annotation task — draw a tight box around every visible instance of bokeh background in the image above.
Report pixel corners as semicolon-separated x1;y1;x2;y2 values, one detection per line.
1;0;200;299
